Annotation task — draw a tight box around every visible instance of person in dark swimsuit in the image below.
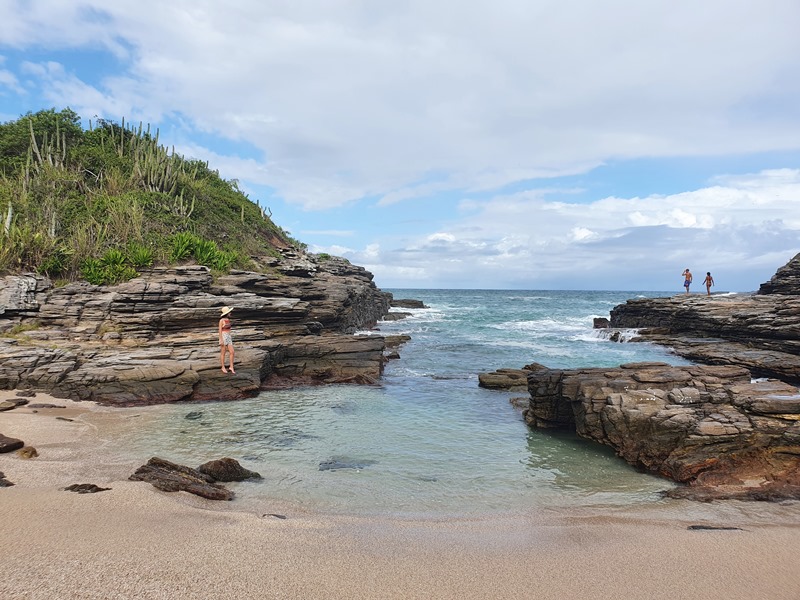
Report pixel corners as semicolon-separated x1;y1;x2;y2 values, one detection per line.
704;272;714;296
218;306;235;373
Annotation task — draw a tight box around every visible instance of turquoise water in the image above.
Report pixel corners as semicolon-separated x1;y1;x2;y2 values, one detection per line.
109;290;691;517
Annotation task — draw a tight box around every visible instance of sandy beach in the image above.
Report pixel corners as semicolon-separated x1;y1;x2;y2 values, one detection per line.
2;391;800;600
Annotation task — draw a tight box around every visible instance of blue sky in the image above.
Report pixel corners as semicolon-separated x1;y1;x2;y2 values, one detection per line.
1;0;799;291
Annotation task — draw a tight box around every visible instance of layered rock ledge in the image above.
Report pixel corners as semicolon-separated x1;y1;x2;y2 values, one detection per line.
523;362;800;500
0;253;392;405
488;254;800;500
608;252;800;383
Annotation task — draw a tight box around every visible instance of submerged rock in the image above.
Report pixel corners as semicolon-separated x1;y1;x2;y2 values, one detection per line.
319;457;377;471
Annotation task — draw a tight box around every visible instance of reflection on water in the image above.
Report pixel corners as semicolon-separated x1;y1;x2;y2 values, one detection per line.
105;381;673;517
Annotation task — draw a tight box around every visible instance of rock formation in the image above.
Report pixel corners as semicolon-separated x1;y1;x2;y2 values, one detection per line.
608;252;800;383
129;457;236;500
523;362;800;499
0;253;393;405
498;254;800;500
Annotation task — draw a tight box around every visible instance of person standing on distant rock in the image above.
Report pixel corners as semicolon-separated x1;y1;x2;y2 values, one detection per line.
704;272;715;296
218;306;235;374
682;268;693;294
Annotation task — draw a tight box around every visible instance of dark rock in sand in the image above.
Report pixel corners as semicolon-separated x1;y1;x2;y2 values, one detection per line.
17;446;38;459
63;483;111;494
197;457;262;482
0;471;13;487
15;390;36;398
27;403;66;409
0;434;24;453
0;398;28;412
129;457;235;500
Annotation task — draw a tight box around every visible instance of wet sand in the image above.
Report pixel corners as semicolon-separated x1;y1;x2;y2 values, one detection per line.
2;392;800;600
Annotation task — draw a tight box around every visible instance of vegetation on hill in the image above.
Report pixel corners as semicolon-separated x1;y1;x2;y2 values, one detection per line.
0;108;303;284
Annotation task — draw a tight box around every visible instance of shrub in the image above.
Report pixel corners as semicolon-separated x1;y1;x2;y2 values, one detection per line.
81;258;106;285
211;249;236;271
127;243;154;268
101;247;126;268
170;231;197;262
37;246;72;276
81;252;138;285
193;238;219;267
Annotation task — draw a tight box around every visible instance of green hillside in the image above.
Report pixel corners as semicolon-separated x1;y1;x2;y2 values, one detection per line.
0;108;302;284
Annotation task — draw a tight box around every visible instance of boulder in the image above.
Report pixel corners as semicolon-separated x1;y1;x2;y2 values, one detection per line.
197;457;262;482
129;457;234;500
0;434;24;453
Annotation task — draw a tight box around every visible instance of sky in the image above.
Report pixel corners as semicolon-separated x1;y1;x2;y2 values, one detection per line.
1;1;799;291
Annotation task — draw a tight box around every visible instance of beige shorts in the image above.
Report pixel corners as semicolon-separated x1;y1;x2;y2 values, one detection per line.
220;332;233;346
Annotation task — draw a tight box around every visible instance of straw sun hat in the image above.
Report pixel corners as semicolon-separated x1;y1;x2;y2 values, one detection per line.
219;306;233;316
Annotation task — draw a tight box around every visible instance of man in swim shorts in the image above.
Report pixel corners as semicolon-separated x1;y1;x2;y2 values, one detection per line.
682;269;692;294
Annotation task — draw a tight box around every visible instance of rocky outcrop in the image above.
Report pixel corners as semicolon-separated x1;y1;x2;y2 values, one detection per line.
129;457;235;500
758;252;800;295
391;299;428;309
0;253;393;405
608;253;800;383
478;363;549;391
523;362;800;500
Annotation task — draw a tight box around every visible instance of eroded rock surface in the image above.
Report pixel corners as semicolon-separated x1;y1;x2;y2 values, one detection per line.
608;252;800;383
0;253;393;405
129;457;235;500
523;362;800;500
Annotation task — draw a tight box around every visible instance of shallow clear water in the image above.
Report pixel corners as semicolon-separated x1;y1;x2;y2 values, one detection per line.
108;289;692;517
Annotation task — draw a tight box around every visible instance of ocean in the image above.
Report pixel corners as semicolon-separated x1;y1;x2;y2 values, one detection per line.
105;289;693;517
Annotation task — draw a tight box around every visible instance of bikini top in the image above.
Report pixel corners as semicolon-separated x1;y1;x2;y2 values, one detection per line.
221;318;232;331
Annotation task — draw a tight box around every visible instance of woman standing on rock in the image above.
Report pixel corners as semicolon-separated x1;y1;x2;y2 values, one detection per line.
704;272;715;296
218;306;235;374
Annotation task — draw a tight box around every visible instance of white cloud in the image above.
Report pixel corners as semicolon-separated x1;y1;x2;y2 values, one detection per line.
345;169;800;290
3;2;800;289
4;0;800;210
